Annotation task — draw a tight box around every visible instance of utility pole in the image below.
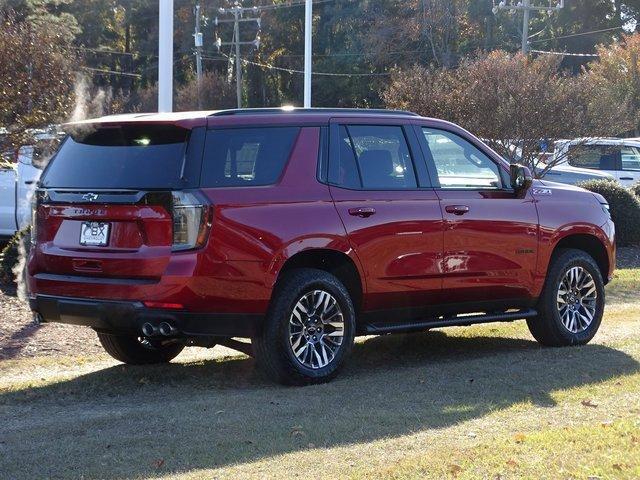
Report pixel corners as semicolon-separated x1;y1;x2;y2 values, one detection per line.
194;4;203;109
492;1;564;54
521;0;530;53
215;2;261;108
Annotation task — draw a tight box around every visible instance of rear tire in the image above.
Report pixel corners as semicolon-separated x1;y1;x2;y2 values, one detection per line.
527;248;605;347
253;268;356;385
97;332;184;364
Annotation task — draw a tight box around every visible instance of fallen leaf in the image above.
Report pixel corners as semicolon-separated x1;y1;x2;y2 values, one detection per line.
581;399;598;408
448;464;462;477
613;464;623;471
514;433;526;443
153;459;165;469
467;432;477;438
506;459;518;468
138;377;149;384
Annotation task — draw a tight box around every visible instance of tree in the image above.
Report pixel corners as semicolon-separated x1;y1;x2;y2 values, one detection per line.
382;50;633;175
585;34;640;136
0;11;75;146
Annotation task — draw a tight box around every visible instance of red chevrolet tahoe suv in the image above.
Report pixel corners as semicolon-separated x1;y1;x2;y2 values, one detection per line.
27;108;615;385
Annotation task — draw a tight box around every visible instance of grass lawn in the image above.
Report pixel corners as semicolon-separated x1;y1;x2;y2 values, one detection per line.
0;268;639;479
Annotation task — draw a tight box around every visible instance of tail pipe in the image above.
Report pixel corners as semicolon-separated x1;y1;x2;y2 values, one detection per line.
141;322;158;337
158;321;178;337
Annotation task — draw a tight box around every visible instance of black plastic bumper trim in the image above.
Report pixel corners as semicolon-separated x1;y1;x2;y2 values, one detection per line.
30;294;262;338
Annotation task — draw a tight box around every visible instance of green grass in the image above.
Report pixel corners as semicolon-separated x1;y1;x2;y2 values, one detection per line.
352;419;640;479
0;269;638;479
607;268;640;304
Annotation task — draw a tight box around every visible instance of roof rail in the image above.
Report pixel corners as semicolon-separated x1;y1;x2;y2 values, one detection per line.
209;107;419;117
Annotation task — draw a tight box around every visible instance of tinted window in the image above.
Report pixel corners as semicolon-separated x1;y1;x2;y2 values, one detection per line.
422;128;501;189
201;127;299;187
330;125;417;190
568;145;619;170
41;125;192;189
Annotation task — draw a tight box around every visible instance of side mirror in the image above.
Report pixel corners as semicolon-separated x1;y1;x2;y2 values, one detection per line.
510;164;533;193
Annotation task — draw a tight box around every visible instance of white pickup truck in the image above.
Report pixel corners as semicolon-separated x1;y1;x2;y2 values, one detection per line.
0;132;60;240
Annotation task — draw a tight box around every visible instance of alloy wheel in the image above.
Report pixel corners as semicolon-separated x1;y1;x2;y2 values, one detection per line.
556;266;598;334
288;289;345;369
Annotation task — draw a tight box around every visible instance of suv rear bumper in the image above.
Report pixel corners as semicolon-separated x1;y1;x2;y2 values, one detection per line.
30;294;261;338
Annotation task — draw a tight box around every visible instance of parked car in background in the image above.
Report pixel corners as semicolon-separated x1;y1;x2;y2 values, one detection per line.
554;138;640;187
28;108;614;385
504;143;615;186
0;129;61;240
537;162;615;185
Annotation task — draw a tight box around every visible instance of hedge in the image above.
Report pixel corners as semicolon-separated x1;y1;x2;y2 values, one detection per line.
578;179;640;246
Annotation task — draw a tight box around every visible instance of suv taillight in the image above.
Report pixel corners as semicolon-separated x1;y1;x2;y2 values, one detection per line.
171;191;211;251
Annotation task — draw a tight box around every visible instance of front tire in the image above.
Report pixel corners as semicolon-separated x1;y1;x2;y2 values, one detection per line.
253;268;356;385
97;332;185;364
527;248;605;346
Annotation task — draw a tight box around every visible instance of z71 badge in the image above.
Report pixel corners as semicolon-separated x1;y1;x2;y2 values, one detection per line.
532;188;552;196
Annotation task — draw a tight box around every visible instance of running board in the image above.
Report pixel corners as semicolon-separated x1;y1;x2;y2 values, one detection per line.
362;309;538;335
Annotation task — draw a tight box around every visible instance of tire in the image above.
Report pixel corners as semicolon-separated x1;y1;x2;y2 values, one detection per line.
97;332;185;364
527;248;605;347
253;268;356;385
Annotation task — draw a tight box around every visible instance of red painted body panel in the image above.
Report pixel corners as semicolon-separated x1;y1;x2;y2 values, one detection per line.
436;188;539;302
330;186;444;310
28;110;616;329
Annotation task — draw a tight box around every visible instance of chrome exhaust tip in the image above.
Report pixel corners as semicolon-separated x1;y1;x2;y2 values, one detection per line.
141;322;158;337
158;321;177;336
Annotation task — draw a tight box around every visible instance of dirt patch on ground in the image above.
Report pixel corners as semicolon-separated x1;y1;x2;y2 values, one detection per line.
0;284;103;360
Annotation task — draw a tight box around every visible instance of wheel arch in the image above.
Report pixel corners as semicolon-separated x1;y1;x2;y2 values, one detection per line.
550;233;610;283
272;248;364;313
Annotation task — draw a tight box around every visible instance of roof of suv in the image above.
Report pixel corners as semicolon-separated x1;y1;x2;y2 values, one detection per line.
65;107;421;129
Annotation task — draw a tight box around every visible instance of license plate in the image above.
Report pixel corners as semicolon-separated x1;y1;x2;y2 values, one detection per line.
79;222;110;246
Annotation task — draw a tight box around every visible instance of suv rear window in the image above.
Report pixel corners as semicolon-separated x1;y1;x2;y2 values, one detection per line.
40;124;192;189
201;127;300;187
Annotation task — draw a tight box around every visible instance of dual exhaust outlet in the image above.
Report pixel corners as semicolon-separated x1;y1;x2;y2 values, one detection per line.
142;321;178;337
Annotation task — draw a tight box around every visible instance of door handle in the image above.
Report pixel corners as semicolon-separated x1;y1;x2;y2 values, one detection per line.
445;205;470;216
620;177;634;181
348;207;376;218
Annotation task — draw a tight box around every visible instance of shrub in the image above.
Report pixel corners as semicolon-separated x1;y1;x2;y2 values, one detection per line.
0;227;30;287
631;181;640;198
578;179;640;246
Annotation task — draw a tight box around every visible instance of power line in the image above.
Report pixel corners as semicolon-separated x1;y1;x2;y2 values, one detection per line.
80;66;142;78
219;52;391;76
529;26;623;44
530;49;599;57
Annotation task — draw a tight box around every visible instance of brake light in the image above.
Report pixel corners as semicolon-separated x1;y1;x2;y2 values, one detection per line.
171;191;211;251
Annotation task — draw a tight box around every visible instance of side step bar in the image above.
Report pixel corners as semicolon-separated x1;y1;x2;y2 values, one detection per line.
363;309;538;335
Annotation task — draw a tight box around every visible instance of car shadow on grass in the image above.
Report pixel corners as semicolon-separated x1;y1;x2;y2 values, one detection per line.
1;330;638;479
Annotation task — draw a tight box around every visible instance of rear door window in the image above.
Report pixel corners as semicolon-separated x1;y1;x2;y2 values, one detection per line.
329;125;417;190
40;124;196;189
201;127;300;187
